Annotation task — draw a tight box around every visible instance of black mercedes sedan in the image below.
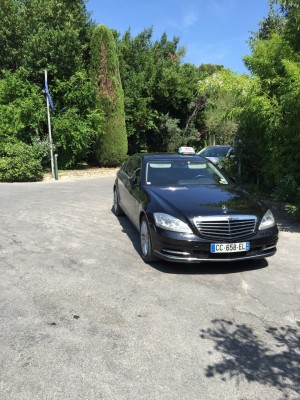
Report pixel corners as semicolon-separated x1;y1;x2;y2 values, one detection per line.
113;149;278;263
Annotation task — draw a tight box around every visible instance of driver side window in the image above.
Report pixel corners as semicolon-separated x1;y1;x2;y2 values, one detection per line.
123;156;141;181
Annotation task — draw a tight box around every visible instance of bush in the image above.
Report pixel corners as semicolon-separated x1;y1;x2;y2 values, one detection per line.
273;174;300;217
0;141;43;182
219;156;241;180
52;108;96;168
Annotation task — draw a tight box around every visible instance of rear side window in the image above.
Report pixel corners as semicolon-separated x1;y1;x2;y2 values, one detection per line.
122;156;141;177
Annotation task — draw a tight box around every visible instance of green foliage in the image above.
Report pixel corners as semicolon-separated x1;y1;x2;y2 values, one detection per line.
198;69;253;97
0;1;97;172
54;71;98;112
116;28;159;153
117;28;203;153
155;114;197;153
0;140;43;182
0;70;49;178
0;3;207;170
0;69;101;170
273;174;300;202
197;69;253;145
198;64;224;77
89;25;127;166
0;70;45;143
237;93;280;187
272;174;300;217
272;0;300;51
280;59;300;120
219;157;240;180
0;0;27;71
204;93;239;143
250;4;284;41
0;0;92;81
277;62;300;194
244;33;295;93
159;115;182;152
52;71;104;168
241;0;300;214
53;108;97;168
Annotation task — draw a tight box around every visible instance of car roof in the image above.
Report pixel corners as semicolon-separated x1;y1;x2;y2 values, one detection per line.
202;145;232;149
133;153;206;162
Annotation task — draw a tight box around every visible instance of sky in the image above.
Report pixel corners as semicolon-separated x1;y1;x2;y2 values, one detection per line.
85;0;271;74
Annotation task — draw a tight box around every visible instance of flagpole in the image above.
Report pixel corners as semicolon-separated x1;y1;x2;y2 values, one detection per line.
45;70;55;178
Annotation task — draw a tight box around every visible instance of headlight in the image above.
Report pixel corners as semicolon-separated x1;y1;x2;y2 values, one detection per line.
154;213;193;233
259;209;276;230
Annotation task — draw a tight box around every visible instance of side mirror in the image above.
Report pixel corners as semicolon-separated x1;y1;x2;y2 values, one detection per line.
129;175;138;186
129;168;141;186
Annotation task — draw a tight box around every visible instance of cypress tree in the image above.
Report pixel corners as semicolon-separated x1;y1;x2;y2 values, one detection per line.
89;25;127;166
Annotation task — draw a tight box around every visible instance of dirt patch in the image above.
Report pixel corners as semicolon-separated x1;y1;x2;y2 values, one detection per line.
43;167;119;181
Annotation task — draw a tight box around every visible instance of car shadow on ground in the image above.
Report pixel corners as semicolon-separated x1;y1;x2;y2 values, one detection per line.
114;211;269;275
148;258;268;275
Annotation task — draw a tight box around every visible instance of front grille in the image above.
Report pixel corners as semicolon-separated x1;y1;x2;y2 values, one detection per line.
193;215;257;240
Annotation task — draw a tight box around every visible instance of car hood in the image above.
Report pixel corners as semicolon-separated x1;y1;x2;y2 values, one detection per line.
146;184;266;219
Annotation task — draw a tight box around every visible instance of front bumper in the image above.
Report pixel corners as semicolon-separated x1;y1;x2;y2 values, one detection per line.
149;224;279;263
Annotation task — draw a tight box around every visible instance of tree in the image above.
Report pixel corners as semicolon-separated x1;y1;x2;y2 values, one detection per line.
237;89;281;186
198;64;224;77
116;28;158;153
197;69;252;145
0;0;98;173
242;0;300;212
0;0;27;71
0;0;92;81
0;69;44;144
89;25;127;166
272;0;300;50
117;28;204;153
0;70;46;182
52;72;104;168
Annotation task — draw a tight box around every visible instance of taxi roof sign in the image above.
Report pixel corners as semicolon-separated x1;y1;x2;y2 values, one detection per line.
178;146;195;155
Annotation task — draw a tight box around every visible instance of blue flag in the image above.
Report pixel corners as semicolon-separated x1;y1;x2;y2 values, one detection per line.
44;75;54;111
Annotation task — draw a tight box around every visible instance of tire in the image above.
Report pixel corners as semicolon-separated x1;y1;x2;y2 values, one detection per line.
113;188;124;216
140;216;157;262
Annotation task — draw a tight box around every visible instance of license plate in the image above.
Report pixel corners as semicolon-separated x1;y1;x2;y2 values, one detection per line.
210;242;250;253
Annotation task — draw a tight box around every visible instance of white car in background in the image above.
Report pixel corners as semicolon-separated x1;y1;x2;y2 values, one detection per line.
197;145;234;165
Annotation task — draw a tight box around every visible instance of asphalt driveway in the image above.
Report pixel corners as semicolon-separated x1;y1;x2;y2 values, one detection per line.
0;177;299;400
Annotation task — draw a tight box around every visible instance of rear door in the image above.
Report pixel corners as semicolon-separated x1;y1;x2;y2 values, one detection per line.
118;156;142;228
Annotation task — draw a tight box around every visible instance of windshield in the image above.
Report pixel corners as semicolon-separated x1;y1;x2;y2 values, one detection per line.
199;146;230;157
146;160;229;186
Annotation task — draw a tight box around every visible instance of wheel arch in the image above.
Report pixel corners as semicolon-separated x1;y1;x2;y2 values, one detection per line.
139;211;147;229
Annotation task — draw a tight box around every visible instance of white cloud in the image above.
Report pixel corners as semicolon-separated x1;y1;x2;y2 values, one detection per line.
205;0;235;20
183;10;198;28
165;6;198;32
